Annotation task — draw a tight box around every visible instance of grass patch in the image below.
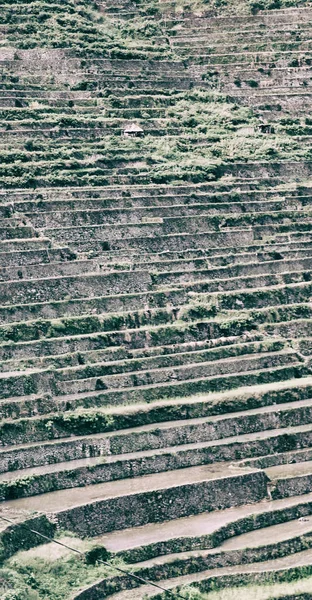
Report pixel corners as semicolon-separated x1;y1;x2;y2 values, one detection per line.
2;547;127;600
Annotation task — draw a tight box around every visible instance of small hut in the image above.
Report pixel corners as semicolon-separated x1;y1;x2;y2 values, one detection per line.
123;123;144;138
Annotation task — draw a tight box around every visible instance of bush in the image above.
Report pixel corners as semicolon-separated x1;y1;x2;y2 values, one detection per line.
85;546;112;565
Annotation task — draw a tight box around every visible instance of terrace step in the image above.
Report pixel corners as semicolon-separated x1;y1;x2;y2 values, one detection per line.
267;460;312;500
0;331;265;373
0;237;51;252
57;349;300;396
100;491;312;557
0;246;76;268
2;462;268;538
110;516;312;586
23;199;307;229
3;244;312;283
2;373;312;448
99;548;312;599
2;418;312;501
2;361;308;417
57;340;289;382
6;189;302;213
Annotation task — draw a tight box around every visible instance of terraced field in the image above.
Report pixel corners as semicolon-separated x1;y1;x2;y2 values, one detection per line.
4;1;312;599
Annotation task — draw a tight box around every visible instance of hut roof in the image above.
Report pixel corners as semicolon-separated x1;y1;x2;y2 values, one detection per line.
124;122;144;133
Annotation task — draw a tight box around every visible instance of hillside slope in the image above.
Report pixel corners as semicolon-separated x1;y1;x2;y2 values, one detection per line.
2;1;312;599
